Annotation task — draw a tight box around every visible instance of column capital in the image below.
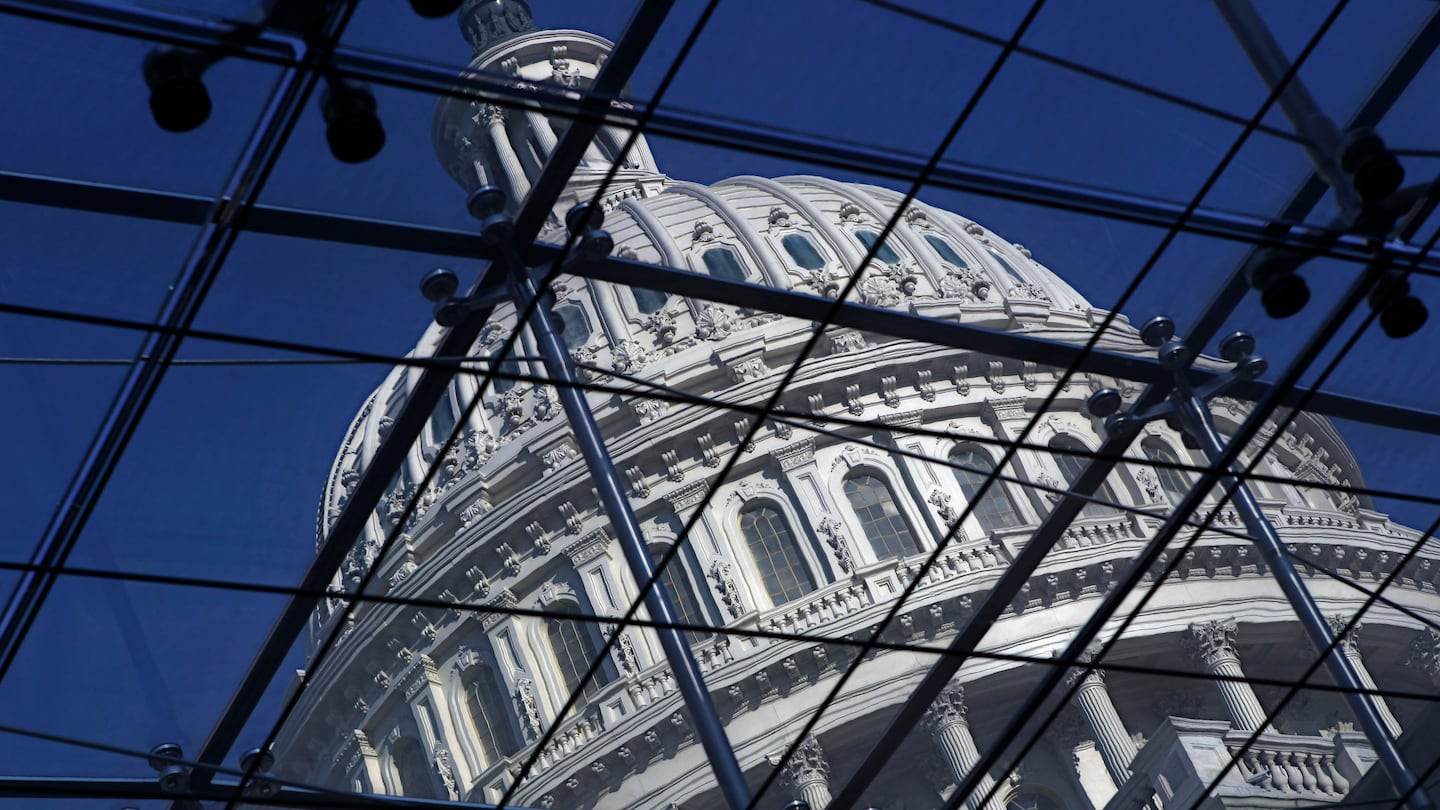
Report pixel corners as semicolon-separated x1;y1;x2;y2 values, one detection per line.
925;682;970;734
779;734;830;789
1060;644;1106;687
1407;627;1440;686
1326;615;1362;656
1186;618;1240;668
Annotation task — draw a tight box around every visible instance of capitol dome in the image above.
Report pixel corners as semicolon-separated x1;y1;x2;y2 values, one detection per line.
273;6;1439;810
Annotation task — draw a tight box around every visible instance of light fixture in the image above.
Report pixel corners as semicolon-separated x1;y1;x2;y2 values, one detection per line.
1340;127;1404;204
1368;276;1428;339
410;0;464;16
142;49;212;133
322;80;385;163
1243;250;1311;319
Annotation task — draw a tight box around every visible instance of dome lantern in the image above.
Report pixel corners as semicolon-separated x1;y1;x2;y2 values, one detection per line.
459;0;536;56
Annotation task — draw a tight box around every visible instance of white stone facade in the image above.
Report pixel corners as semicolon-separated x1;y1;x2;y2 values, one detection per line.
274;7;1440;810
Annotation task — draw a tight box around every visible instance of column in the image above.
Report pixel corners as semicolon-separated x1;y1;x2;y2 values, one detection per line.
483;105;530;199
524;109;559;158
1329;617;1402;738
1064;647;1138;786
1186;619;1269;733
779;734;832;810
925;683;1004;810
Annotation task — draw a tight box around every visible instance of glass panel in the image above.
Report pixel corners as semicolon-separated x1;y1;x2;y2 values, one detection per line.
738;504;816;604
854;229;902;265
781;233;826;270
843;474;921;559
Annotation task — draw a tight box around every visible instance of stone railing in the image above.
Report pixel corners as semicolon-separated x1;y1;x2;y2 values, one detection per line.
896;539;1008;590
1107;717;1375;810
757;579;873;636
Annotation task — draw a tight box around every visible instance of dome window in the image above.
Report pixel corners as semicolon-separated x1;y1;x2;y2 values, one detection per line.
429;391;458;446
552;304;592;350
843;473;921;559
701;247;748;282
1051;435;1121;516
854;229;902;265
986;246;1030;286
950;445;1023;532
739;503;817;604
491;357;521;394
925;235;969;268
781;233;826;270
547;610;619;704
651;545;714;640
466;657;524;763
633;286;668;314
1142;440;1191;506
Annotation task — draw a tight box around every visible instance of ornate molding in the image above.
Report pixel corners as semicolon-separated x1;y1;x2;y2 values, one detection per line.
1186;618;1240;668
563;530;611;566
773;437;817;471
777;734;830;789
924;682;969;734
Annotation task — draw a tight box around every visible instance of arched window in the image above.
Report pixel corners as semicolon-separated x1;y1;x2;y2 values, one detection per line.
650;546;713;641
702;247;747;281
781;233;826;270
986;246;1029;286
1143;440;1191;505
738;504;817;604
925;235;968;268
633;286;668;314
392;736;437;798
854;229;902;264
547;612;618;705
1050;435;1121;516
843;473;921;559
950;445;1023;532
466;663;523;764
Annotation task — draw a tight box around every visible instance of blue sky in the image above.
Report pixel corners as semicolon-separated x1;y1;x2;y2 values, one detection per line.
3;0;1440;804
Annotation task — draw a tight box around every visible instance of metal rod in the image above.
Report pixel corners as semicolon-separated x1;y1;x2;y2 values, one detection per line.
1213;0;1358;217
504;262;753;810
1171;383;1436;810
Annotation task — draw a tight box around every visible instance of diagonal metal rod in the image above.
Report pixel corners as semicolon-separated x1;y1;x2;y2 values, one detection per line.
503;254;752;810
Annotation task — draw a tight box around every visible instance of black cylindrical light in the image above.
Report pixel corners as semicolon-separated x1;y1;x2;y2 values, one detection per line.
410;0;463;16
322;81;385;163
143;49;211;133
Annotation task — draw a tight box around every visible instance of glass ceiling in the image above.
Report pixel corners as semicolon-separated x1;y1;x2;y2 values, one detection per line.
4;1;1440;809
